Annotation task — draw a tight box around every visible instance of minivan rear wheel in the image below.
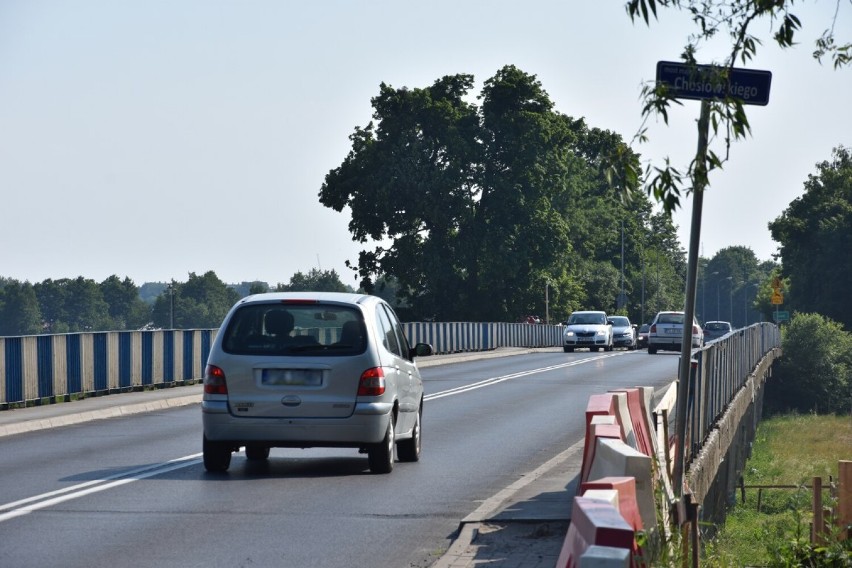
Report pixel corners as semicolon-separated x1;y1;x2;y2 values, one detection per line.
203;435;232;472
368;416;395;474
397;407;421;462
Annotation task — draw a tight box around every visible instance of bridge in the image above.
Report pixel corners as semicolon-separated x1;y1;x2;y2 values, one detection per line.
0;320;781;563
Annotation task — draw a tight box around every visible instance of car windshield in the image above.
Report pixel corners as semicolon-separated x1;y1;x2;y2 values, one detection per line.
705;322;731;331
657;313;684;325
609;317;630;327
222;303;367;356
568;313;606;325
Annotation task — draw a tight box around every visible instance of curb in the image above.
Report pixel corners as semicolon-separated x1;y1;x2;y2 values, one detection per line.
0;393;203;439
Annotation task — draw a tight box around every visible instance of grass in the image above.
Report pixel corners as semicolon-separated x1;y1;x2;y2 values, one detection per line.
702;413;852;567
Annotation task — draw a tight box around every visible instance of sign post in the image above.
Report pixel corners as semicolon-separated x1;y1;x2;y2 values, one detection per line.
665;59;773;501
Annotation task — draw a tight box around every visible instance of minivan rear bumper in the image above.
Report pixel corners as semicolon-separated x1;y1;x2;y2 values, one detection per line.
202;400;392;446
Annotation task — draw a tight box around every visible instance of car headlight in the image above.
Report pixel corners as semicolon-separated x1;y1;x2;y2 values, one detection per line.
565;331;575;337
596;330;606;336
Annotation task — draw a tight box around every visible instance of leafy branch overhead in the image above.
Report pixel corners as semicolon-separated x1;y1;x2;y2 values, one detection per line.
624;0;850;215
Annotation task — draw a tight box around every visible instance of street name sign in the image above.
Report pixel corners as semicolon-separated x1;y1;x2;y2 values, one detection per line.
656;61;772;106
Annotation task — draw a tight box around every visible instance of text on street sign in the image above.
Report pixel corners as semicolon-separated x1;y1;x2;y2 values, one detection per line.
656;61;772;106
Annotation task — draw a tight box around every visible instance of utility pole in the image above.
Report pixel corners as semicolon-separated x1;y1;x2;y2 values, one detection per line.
170;282;175;329
673;99;710;497
619;220;625;311
727;277;734;325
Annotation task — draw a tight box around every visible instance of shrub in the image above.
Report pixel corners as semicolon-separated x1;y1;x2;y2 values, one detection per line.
765;313;851;414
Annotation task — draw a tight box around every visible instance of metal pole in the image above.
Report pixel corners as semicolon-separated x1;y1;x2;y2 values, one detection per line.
674;99;711;498
168;281;175;329
545;283;549;325
620;220;625;310
727;277;733;324
641;254;645;324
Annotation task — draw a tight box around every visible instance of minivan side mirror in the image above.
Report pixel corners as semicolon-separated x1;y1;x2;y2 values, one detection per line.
410;342;433;359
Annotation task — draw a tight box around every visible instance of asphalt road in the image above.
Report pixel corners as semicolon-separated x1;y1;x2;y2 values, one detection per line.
0;348;678;568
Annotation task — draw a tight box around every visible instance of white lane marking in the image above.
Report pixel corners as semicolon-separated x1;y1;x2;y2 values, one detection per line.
0;454;202;523
424;352;623;401
1;352;628;523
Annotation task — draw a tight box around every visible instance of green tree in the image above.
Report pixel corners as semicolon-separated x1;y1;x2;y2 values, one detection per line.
63;277;111;331
321;66;675;322
33;278;69;333
766;312;851;414
0;280;43;336
100;275;150;330
152;272;239;329
321;72;483;320
276;269;352;292
33;277;110;332
769;146;852;330
701;246;776;327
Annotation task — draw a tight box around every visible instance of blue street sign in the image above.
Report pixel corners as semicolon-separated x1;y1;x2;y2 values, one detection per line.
656;61;772;106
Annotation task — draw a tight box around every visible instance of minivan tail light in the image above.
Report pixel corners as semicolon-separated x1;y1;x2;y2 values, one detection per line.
693;324;701;334
358;367;386;396
650;324;656;333
204;364;228;395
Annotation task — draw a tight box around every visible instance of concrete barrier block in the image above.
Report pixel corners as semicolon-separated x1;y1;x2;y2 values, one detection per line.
609;391;636;449
578;423;624;489
579;545;630;567
582;476;646;565
587;438;658;535
556;496;634;568
582;477;643;532
611;388;653;457
582;489;620;508
580;394;621;491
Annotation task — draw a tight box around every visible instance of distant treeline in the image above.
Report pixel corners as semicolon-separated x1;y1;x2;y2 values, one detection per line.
0;268;354;336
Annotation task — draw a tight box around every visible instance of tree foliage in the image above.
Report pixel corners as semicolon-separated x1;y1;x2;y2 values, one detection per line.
152;271;240;329
624;0;851;214
320;65;686;322
768;146;852;330
0;280;42;336
275;268;352;293
100;275;150;330
766;312;851;414
698;245;777;326
33;277;111;333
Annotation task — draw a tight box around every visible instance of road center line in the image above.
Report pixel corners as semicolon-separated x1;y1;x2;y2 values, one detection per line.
425;352;624;401
0;454;202;523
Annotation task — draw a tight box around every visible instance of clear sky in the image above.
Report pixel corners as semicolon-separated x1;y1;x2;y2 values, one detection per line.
2;1;849;288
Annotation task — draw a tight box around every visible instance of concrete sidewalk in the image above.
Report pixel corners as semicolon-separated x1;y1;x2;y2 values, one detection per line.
0;347;578;567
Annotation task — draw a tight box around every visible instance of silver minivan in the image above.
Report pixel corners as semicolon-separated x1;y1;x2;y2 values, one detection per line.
201;292;432;473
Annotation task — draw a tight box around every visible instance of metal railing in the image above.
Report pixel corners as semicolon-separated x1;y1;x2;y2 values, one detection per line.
685;322;781;466
0;322;564;406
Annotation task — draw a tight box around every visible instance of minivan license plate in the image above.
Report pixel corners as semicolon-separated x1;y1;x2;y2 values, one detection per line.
261;369;322;386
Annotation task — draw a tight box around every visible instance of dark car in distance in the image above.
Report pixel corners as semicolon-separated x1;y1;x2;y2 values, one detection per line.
636;324;650;349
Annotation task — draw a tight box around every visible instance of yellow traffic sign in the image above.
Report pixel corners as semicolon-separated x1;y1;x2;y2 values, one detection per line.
771;291;784;305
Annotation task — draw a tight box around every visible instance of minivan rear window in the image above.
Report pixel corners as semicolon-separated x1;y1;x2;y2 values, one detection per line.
221;303;366;356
